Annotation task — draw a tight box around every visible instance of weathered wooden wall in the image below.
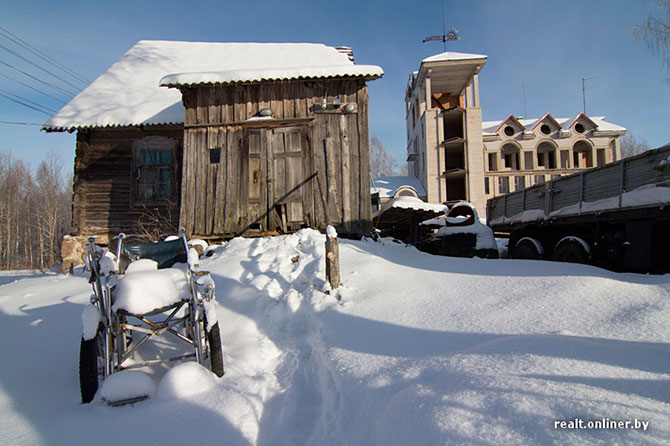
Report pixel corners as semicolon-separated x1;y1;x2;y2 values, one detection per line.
179;78;372;237
73;126;183;237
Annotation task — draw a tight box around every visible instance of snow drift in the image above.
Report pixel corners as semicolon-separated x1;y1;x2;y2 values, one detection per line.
1;229;670;445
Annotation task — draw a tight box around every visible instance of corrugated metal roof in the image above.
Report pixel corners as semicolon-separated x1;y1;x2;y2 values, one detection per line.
160;65;383;87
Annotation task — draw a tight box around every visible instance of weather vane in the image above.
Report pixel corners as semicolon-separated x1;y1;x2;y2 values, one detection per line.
422;0;460;51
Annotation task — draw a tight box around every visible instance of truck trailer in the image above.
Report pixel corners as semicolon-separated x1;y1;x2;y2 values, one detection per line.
486;144;670;273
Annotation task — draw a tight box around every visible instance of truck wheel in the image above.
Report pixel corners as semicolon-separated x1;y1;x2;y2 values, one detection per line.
552;237;589;264
513;237;543;260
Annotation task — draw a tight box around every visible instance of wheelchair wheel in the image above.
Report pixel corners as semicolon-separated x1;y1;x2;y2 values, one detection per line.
207;321;224;377
79;330;104;404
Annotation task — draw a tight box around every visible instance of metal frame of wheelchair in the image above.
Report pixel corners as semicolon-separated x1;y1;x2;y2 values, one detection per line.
79;228;224;405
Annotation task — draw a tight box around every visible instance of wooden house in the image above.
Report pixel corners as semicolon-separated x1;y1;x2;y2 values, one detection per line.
44;41;383;243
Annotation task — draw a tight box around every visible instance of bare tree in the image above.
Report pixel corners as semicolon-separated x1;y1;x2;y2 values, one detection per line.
0;153;32;269
34;150;71;268
0;150;71;270
370;135;398;178
620;133;650;158
630;1;670;81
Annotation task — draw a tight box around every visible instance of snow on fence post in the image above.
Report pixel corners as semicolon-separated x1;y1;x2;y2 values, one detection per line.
325;225;340;291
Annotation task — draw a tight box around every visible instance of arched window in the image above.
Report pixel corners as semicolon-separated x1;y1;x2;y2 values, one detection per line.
501;143;521;170
572;140;593;168
536;141;557;169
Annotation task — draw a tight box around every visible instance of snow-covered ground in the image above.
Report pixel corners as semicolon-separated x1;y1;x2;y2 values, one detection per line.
1;229;669;445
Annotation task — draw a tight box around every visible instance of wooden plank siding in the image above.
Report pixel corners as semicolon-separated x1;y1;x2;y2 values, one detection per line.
179;78;373;237
73;125;183;237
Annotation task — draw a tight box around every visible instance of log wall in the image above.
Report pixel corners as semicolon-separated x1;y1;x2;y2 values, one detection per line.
73;126;183;237
179;78;373;237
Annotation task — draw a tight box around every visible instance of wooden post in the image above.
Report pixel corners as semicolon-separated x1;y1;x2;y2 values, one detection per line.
325;225;340;290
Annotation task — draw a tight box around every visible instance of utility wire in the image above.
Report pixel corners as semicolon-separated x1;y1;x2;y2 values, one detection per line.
0;42;83;93
0;26;90;86
0;87;57;113
0;91;51;115
0;120;43;126
0;70;67;104
0;59;75;98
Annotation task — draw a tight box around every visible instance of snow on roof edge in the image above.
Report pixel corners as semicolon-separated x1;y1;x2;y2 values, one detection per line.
160;65;384;87
422;51;488;63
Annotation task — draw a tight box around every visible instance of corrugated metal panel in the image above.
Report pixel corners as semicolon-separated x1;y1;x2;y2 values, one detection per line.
551;175;581;211
505;190;524;217
625;149;667;190
583;167;617;202
524;185;545;212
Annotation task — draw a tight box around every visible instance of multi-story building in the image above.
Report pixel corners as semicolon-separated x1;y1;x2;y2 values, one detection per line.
405;51;626;218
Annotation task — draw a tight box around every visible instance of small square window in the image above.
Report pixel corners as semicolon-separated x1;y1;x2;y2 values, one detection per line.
209;148;221;164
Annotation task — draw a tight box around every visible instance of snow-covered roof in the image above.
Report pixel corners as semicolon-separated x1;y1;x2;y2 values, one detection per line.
422;51;488;63
43;40;383;132
375;196;448;216
161;65;382;87
482;114;626;136
371;176;427;198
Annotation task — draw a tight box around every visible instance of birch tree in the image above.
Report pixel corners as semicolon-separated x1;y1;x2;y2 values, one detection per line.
630;1;670;81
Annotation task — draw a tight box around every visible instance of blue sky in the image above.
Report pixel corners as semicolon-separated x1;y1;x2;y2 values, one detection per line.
1;0;669;171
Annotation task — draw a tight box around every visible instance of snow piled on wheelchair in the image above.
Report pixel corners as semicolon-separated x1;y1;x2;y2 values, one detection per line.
111;263;189;315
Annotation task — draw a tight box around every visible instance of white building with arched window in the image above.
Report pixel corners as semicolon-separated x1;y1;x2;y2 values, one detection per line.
482;113;626;200
405;51;626;218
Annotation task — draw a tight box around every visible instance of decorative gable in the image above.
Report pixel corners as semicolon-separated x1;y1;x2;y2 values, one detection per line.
531;113;562;136
565;113;598;135
496;115;526;138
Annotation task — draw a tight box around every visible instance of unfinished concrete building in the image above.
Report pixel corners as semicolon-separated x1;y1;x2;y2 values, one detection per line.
405;51;626;218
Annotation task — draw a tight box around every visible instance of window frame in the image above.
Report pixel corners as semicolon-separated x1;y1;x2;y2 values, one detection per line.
131;135;179;207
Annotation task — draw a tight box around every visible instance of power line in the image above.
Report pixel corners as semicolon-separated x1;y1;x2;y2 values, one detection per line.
0;87;57;113
0;70;67;104
0;26;90;86
0;91;52;115
0;59;75;98
0;120;43;126
0;42;83;93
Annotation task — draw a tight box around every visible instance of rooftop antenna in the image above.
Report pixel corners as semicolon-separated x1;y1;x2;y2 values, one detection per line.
522;83;527;118
423;0;460;51
581;77;598;114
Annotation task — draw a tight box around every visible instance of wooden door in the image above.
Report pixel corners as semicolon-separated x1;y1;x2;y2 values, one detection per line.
245;126;310;232
269;126;306;230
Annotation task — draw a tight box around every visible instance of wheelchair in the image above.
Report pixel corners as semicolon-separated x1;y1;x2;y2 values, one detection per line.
79;228;224;404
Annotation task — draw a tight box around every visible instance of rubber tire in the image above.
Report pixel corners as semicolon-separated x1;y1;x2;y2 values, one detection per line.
79;333;102;404
553;239;588;264
513;238;542;260
207;322;225;377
